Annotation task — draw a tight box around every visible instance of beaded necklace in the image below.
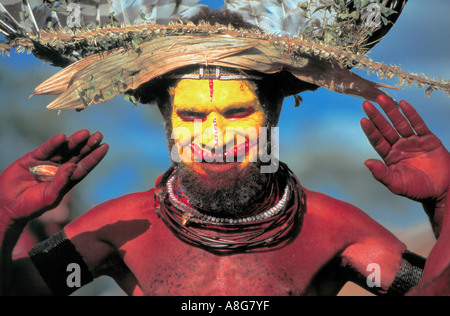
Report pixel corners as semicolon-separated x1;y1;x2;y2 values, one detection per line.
155;162;305;253
167;174;291;226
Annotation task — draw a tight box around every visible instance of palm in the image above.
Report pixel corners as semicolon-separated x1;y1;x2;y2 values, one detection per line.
0;130;109;220
382;134;448;200
0;158;53;219
361;96;450;202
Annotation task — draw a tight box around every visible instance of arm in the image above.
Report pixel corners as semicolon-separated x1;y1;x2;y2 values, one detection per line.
407;196;450;295
0;130;109;295
361;95;450;294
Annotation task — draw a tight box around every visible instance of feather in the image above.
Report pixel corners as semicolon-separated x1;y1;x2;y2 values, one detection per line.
25;22;448;110
0;1;31;36
361;0;409;50
0;0;206;64
88;0;206;25
224;0;270;28
177;0;206;19
0;0;64;36
224;0;408;51
0;0;206;37
24;0;40;33
70;1;113;27
4;0;444;110
0;4;21;36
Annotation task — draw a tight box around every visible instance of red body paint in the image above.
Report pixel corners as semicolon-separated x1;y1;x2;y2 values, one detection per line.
209;79;214;102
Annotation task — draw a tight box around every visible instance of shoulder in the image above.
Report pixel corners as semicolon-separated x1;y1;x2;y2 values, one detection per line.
303;188;375;228
304;188;392;235
65;188;159;239
302;187;406;250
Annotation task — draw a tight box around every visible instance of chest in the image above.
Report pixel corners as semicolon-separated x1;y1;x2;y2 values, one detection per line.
119;215;339;296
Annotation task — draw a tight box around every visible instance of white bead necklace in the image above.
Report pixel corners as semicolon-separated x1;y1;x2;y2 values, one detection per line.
166;174;291;225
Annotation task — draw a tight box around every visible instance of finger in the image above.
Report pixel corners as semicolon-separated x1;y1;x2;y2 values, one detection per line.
62;129;92;162
67;131;104;164
49;130;91;162
362;100;400;145
71;143;110;181
30;133;67;160
364;159;389;184
361;117;391;159
66;129;91;152
43;163;76;207
80;131;104;157
376;95;415;138
398;100;432;136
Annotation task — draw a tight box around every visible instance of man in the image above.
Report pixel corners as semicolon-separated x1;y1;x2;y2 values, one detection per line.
0;70;448;295
0;0;448;297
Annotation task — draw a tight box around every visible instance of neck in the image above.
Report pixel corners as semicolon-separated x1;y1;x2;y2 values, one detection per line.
175;164;273;218
167;172;290;225
157;162;304;252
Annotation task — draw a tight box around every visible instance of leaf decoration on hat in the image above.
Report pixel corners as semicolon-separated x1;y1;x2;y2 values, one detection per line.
0;0;206;31
224;0;407;53
0;0;206;65
0;0;449;111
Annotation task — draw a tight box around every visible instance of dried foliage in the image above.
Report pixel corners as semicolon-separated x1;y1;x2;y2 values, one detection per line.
0;0;448;111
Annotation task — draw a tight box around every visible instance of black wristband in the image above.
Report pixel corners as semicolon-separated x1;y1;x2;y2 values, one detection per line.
387;250;426;296
28;230;93;296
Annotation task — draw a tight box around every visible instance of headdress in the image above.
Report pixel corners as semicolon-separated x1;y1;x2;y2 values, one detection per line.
1;0;448;112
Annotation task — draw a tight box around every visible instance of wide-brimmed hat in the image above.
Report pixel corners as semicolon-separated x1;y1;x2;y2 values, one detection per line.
1;0;448;111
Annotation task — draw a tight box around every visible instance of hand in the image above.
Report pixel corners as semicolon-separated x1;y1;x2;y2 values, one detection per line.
361;95;450;210
0;130;109;222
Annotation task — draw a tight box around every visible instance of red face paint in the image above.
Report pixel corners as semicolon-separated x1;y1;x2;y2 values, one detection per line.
209;79;214;102
189;140;255;163
176;110;207;122
213;117;219;148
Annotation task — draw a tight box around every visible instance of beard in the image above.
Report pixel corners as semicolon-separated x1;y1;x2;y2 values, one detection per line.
174;161;269;217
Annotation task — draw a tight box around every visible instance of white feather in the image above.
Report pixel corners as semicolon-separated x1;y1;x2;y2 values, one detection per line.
224;0;269;28
0;0;407;38
177;0;206;19
0;3;22;35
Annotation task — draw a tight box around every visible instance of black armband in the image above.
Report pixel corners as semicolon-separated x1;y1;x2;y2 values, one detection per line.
28;230;93;296
387;250;426;296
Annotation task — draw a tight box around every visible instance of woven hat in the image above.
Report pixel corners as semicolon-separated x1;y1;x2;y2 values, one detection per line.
1;0;448;111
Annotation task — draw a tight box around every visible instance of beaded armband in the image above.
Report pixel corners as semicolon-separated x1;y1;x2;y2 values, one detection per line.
387;250;426;296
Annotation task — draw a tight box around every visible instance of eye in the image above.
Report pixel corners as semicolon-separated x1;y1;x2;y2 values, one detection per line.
176;110;207;122
224;106;255;120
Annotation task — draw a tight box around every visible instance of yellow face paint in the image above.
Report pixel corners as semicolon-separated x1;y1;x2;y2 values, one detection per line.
171;79;266;175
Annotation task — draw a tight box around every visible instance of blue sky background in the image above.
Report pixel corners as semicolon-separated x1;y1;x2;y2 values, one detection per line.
0;0;448;232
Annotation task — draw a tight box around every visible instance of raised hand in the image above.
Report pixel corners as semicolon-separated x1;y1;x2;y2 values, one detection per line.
361;95;450;223
0;130;109;222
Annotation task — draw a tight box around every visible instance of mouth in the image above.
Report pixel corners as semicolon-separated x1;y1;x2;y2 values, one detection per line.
198;161;240;173
189;140;255;164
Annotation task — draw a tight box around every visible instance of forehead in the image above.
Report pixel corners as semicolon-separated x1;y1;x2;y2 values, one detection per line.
171;79;259;110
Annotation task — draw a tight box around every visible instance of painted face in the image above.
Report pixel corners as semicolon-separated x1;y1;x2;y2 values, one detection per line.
171;79;266;176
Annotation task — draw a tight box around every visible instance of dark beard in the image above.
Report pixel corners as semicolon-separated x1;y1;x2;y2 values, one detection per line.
175;162;269;217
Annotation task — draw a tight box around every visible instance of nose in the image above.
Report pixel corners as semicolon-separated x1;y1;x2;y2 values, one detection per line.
202;114;223;151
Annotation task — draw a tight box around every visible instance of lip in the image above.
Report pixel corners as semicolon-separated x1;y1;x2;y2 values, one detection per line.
189;141;256;163
199;162;240;173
